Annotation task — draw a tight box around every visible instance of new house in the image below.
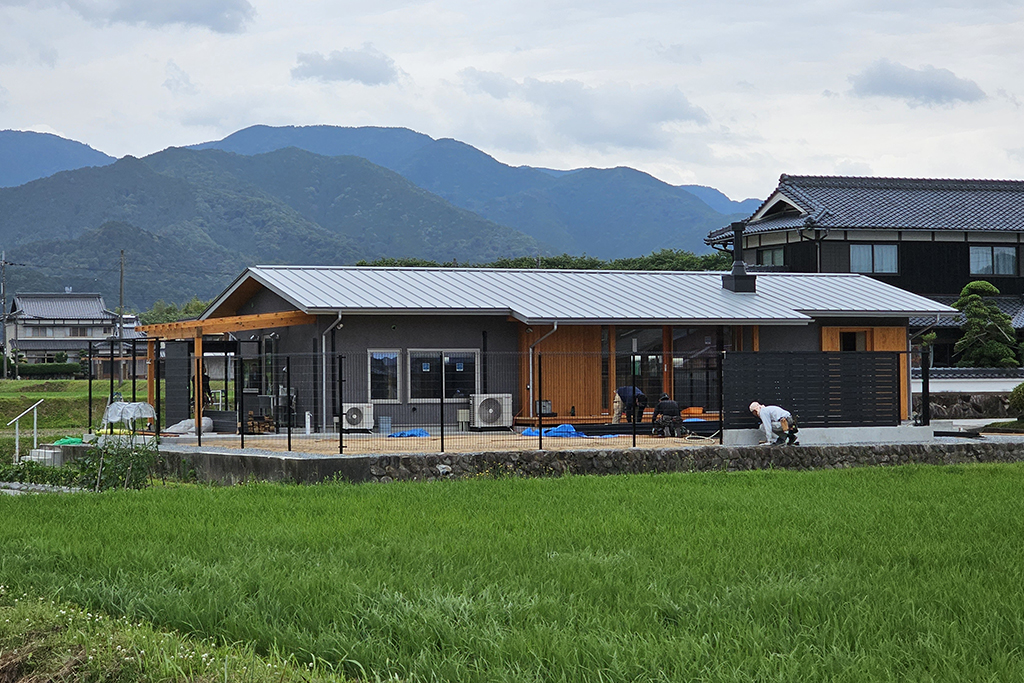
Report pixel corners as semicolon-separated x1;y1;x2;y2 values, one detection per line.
139;258;954;440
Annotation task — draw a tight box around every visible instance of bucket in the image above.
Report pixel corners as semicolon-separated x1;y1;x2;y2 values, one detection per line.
378;416;392;434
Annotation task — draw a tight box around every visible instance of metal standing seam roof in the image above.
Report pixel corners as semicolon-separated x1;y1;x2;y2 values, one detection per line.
204;265;956;325
10;293;115;320
706;174;1024;243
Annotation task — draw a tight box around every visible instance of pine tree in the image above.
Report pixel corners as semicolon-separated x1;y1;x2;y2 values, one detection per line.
953;281;1022;367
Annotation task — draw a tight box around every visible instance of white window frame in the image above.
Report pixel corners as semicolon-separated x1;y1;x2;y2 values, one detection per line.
406;348;481;403
367;349;402;404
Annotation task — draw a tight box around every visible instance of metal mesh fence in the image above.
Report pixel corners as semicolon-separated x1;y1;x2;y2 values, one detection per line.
172;351;724;454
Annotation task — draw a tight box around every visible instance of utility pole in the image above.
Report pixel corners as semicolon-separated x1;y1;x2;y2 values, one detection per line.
1;251;6;380
117;250;125;383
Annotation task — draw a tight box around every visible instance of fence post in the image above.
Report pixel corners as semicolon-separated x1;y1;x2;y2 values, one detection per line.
921;348;931;426
631;353;637;448
286;356;292;452
537;353;543;451
718;351;725;445
196;351;201;448
131;339;137;402
88;341;93;433
154;341;161;439
439;352;445;453
338;354;345;454
236;355;244;449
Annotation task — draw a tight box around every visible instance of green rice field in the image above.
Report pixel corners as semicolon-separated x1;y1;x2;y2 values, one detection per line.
1;464;1023;682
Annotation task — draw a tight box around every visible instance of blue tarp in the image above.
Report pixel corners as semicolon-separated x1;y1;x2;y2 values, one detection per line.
521;424;617;438
387;429;431;438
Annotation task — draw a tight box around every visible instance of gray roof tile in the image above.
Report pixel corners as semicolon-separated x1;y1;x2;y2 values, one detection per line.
707;174;1024;243
10;293;115;320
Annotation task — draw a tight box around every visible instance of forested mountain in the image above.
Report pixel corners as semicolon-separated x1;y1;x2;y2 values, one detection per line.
0;124;760;309
193;125;759;258
0;149;542;309
0;130;114;188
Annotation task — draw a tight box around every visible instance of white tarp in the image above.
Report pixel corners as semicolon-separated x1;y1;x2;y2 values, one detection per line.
100;402;156;431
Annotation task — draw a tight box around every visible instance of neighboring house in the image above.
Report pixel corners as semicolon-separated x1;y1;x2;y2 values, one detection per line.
706;175;1024;365
5;292;140;368
140;262;954;437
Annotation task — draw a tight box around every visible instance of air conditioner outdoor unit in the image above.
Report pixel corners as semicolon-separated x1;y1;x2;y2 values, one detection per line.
340;403;374;431
470;393;513;428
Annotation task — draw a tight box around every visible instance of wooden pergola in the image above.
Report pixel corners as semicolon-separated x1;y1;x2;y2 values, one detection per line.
138;310;317;425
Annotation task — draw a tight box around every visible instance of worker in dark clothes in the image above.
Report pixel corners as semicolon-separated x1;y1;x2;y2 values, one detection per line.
612;386;647;423
652;392;684;437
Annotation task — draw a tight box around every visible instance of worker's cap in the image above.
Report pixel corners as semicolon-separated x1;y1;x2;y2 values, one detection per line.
660;393;670;400
749;401;762;413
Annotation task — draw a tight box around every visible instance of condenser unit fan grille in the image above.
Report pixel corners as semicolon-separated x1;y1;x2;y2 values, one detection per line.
476;397;504;424
345;406;366;426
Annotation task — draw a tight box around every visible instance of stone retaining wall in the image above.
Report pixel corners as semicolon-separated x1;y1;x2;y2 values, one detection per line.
156;441;1024;485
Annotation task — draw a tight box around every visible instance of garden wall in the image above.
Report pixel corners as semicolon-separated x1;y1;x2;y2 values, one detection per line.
153;441;1024;485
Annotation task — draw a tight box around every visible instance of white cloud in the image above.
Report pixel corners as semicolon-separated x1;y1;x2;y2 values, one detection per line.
651;41;700;65
163;60;197;95
292;44;400;86
848;59;986;107
0;0;256;32
459;67;515;99
459;71;708;150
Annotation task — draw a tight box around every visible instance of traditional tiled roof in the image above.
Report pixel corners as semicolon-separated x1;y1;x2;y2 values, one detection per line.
909;295;1024;330
9;293;116;320
707;175;1024;243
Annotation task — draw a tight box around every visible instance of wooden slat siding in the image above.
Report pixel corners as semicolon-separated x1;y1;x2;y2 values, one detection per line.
518;325;603;418
873;326;909;420
821;326;908;420
752;326;759;352
722;352;901;429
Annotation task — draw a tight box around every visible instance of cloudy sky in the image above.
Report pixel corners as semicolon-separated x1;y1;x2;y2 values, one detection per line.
0;0;1020;200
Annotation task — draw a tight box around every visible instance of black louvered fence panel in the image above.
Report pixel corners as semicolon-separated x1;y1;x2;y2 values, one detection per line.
722;352;901;430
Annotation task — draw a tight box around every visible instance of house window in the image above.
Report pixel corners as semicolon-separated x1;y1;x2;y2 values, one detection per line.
970;245;1016;276
757;247;784;266
28;327;52;337
408;349;479;400
368;350;401;402
69;326;89;337
850;244;897;274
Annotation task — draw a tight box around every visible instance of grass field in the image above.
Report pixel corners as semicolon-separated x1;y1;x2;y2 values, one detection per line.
0;464;1022;681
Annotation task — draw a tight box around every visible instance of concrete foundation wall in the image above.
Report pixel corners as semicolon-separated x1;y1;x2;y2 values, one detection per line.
154;440;1024;486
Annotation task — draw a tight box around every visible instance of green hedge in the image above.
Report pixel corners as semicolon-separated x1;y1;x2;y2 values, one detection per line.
14;363;83;378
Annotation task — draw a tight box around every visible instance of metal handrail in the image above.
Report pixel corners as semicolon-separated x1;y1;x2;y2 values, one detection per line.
7;399;43;463
7;399;44;426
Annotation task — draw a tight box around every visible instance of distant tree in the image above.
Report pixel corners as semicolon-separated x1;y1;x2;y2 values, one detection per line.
358;249;730;272
138;297;212;325
953;281;1022;367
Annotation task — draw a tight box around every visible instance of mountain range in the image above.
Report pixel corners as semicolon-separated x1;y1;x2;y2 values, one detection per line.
0;126;760;310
